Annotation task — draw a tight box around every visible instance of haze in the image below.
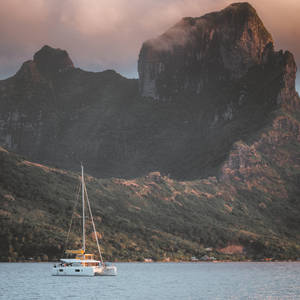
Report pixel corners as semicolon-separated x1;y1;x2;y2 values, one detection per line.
0;0;299;90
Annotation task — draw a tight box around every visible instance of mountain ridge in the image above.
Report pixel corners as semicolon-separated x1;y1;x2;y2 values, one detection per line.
0;2;298;181
0;3;298;181
0;2;300;261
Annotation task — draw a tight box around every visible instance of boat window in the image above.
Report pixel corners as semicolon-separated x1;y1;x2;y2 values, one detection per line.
59;269;63;272
75;269;80;272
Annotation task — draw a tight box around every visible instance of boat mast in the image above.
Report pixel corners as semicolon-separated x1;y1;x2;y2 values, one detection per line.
84;184;104;265
81;163;86;253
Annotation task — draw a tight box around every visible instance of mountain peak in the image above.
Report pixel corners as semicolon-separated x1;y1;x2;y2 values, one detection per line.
225;2;256;11
33;45;74;78
138;2;273;100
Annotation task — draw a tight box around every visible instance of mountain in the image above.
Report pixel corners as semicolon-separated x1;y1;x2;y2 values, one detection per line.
138;2;299;178
0;2;300;261
0;45;139;177
1;3;298;180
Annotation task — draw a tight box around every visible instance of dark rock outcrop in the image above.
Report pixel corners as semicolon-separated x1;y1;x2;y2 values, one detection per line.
15;45;74;82
33;45;74;77
138;2;273;101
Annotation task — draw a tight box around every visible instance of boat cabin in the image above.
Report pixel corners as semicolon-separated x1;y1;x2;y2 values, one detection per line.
61;249;101;267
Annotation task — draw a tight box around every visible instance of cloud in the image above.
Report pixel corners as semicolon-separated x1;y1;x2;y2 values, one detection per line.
0;0;299;81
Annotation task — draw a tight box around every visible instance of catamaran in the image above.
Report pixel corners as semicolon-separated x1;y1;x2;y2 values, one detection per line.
52;165;117;276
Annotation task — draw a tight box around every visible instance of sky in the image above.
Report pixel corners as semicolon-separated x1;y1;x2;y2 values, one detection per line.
0;0;299;90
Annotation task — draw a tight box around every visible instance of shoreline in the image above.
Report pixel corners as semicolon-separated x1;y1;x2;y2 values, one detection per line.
1;260;300;263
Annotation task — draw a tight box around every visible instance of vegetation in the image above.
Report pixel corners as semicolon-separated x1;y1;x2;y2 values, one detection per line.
1;107;300;262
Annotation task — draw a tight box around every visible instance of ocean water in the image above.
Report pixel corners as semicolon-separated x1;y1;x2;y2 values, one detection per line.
0;262;299;299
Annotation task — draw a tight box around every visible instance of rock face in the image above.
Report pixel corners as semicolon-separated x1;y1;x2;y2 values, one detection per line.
33;45;74;78
138;2;273;101
0;2;299;182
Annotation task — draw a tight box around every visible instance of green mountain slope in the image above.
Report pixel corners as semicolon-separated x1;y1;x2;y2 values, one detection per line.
1;104;300;261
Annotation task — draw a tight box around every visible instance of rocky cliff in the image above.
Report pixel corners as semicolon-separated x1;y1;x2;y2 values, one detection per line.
0;2;299;182
138;2;273;101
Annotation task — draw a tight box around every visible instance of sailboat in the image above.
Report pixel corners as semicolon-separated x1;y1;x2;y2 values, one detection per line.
52;164;117;276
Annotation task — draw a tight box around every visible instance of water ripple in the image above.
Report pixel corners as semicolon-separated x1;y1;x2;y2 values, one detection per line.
0;262;300;299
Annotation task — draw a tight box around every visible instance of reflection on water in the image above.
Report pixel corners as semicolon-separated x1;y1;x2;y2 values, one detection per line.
0;262;299;299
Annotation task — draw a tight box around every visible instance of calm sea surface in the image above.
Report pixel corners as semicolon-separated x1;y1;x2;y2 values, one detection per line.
0;262;299;299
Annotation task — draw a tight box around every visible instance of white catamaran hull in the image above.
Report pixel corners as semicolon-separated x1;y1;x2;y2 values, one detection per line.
95;266;117;276
52;265;117;276
52;266;102;276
